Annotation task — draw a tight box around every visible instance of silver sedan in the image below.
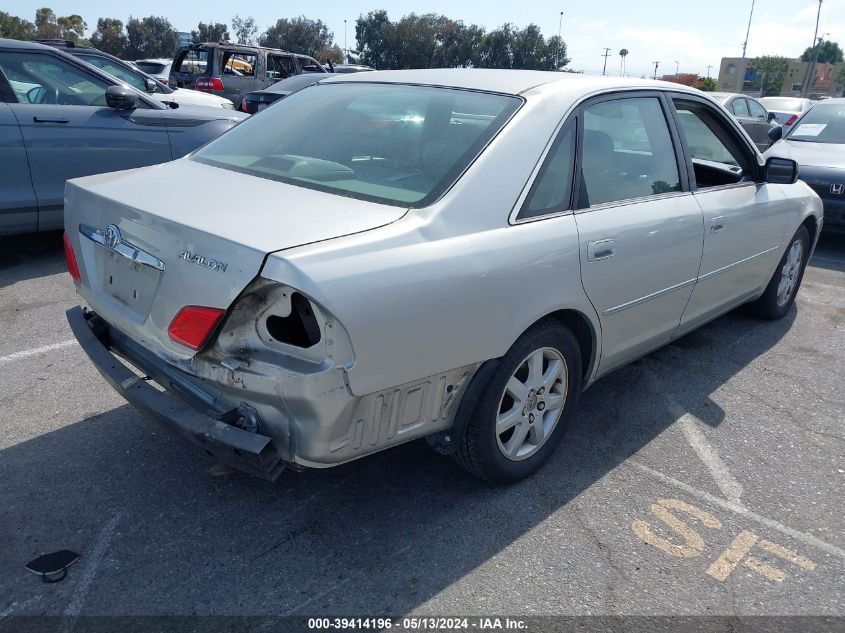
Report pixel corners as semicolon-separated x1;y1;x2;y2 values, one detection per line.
64;70;823;484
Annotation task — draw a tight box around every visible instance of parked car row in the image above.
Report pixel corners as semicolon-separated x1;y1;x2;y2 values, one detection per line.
0;38;247;235
169;42;330;108
37;40;235;110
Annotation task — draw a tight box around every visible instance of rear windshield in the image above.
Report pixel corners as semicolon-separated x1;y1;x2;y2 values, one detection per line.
191;83;521;207
174;47;208;74
761;98;805;111
786;103;845;144
136;62;167;75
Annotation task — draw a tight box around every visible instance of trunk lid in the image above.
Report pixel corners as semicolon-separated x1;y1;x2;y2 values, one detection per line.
65;158;407;362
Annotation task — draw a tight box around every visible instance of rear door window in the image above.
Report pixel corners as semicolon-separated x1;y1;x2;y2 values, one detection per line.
175;47;207;74
519;124;575;219
581;97;681;206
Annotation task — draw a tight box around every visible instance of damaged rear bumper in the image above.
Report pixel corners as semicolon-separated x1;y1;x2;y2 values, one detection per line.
66;306;285;481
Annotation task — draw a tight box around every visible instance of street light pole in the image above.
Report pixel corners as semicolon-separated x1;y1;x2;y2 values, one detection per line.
556;11;563;69
674;60;679;75
652;61;660;79
344;19;347;63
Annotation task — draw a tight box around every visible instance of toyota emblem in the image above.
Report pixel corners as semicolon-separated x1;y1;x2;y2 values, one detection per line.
104;224;120;250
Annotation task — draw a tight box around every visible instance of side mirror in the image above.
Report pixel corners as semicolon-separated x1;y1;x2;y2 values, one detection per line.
144;78;158;93
765;156;798;184
767;111;777;122
105;85;139;110
768;125;783;143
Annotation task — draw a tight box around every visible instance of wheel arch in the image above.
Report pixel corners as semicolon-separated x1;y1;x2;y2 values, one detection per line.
535;308;599;387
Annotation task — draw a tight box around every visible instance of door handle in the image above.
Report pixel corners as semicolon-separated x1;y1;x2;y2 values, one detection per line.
33;117;69;123
587;239;616;262
709;217;727;233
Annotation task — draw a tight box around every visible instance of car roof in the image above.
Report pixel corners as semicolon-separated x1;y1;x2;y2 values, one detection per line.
136;58;172;63
0;37;56;50
257;74;324;95
320;68;702;97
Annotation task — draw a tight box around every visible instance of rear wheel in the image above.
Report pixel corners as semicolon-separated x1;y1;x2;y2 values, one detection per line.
452;320;581;484
748;226;810;320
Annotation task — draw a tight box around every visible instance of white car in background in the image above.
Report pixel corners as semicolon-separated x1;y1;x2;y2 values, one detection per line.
135;58;173;83
760;97;814;133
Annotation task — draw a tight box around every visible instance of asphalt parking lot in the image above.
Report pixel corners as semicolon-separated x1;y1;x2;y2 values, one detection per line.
0;230;842;628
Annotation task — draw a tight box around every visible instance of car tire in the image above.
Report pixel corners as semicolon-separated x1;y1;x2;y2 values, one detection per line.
452;319;581;484
748;225;810;320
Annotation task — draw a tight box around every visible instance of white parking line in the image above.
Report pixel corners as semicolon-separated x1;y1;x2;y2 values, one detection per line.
631;461;845;561
0;340;76;364
0;596;41;621
676;409;744;504
58;512;121;633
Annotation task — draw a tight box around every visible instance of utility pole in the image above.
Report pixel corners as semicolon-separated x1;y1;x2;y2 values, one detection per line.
806;32;828;97
556;11;564;69
674;60;679;75
344;19;348;63
601;48;611;75
706;64;713;78
652;61;660;79
802;1;823;96
742;0;756;58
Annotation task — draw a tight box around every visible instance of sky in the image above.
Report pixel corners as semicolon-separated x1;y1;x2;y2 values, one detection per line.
4;0;844;76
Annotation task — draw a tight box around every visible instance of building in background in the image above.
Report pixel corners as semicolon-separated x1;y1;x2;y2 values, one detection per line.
718;57;842;97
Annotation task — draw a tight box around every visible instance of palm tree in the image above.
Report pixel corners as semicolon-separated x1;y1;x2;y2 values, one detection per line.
619;48;629;76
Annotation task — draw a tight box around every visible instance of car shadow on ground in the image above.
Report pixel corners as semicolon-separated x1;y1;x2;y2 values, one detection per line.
0;231;65;288
0;304;797;618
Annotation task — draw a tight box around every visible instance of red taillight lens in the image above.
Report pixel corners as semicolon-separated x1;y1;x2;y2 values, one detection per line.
195;77;224;92
168;306;225;350
63;231;81;283
785;115;798;127
240;99;249;113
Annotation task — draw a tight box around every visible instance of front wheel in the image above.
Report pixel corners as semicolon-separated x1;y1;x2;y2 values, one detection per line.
748;226;810;320
452;320;581;484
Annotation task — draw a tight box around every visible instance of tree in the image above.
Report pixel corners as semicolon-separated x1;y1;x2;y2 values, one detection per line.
35;7;61;39
192;21;228;44
90;18;127;56
0;11;36;40
800;40;844;64
546;36;570;70
355;10;398;69
57;14;86;41
126;16;179;59
431;20;484;68
699;76;717;92
231;15;257;45
318;44;344;64
477;23;515;68
260;16;334;59
748;56;789;95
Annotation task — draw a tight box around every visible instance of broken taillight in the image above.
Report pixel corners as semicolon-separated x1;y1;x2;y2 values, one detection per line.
63;231;81;283
168;306;225;350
